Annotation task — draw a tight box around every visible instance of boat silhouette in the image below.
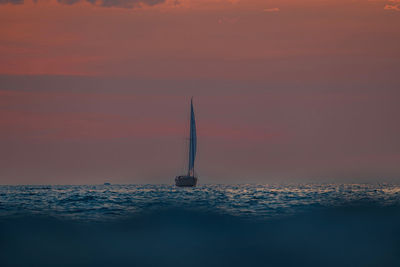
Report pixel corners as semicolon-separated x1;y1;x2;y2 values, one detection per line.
175;98;198;187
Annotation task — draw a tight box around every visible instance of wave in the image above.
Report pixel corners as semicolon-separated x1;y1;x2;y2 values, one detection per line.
0;203;399;266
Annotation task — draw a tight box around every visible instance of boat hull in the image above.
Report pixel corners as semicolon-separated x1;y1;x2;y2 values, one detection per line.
175;176;198;187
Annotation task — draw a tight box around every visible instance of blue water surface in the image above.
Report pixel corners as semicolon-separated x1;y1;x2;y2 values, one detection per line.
0;183;399;266
1;183;399;221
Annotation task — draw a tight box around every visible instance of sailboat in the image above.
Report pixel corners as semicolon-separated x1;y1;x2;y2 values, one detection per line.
175;98;198;187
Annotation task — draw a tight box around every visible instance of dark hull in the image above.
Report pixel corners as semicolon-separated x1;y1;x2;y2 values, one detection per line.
175;176;198;187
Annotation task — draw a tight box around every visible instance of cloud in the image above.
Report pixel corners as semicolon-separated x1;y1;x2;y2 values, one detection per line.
0;0;23;5
384;4;400;10
56;0;165;8
98;0;165;8
58;0;80;5
263;7;280;12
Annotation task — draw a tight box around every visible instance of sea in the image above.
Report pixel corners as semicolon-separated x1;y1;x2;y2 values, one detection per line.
0;183;400;266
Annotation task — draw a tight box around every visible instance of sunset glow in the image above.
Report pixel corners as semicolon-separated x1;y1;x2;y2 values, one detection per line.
0;0;399;184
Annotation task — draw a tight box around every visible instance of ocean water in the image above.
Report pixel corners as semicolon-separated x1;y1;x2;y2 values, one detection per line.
1;183;400;266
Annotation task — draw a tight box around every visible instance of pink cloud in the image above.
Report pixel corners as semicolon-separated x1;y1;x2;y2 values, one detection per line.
263;7;279;12
384;3;400;10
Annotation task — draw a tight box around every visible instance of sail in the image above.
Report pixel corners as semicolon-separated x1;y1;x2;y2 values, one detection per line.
188;98;197;176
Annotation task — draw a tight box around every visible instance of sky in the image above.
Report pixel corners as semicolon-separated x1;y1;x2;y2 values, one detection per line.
0;0;399;184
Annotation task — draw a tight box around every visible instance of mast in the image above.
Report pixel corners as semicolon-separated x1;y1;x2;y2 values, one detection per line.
188;98;197;176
